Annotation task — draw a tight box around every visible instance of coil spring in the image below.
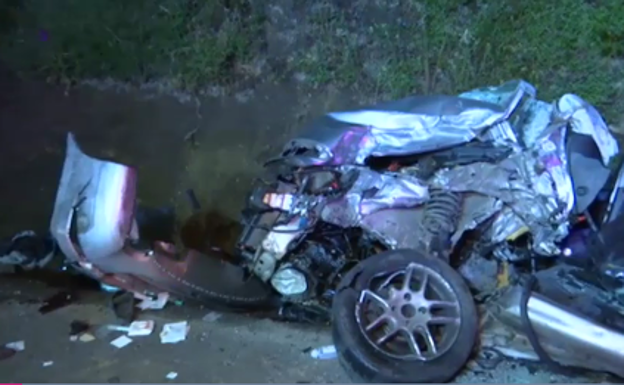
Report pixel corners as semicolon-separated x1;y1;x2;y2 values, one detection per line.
422;189;463;237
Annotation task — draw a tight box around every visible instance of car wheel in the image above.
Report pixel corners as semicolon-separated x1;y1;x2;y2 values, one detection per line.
332;248;478;383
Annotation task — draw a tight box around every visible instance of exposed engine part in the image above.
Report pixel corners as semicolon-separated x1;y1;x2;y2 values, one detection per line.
274;224;362;302
483;285;624;378
261;217;305;258
270;265;308;296
251;216;307;282
492;245;527;262
252;251;277;282
422;190;463;257
401;141;514;179
458;254;501;295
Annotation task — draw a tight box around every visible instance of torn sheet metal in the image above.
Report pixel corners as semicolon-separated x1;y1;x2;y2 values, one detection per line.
320;168;429;227
312;80;619;256
283;80;534;166
556;94;619;165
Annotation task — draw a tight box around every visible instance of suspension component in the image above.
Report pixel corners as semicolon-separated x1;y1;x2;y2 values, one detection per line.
422;189;463;259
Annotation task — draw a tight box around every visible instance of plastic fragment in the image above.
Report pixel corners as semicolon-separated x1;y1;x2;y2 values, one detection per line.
110;335;133;349
310;345;337;360
160;321;189;344
5;341;24;351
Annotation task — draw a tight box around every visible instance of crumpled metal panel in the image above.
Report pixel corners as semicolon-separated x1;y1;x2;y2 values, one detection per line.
557;94;619;165
285;80;534;165
320;168;429;228
311;80;620;255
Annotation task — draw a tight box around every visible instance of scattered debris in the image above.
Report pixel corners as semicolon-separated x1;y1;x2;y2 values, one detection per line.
42;361;54;367
160;321;189;344
79;333;96;343
70;320;91;336
5;340;25;351
136;292;169;310
95;324;128;339
94;324;115;339
107;324;132;333
476;347;505;370
111;291;137;322
110;335;133;349
69;320;92;341
0;230;56;270
309;345;337;360
166;372;178;380
127;320;155;337
0;347;16;361
39;291;76;314
97;320;156;337
202;311;222;323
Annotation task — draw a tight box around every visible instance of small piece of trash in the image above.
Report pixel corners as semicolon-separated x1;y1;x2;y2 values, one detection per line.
202;311;222;323
94;324;125;339
110;335;133;349
160;321;189;344
166;372;178;380
127;320;155;337
42;361;54;367
107;324;131;333
5;341;25;351
137;292;169;310
79;333;96;342
310;345;337;360
70;320;90;336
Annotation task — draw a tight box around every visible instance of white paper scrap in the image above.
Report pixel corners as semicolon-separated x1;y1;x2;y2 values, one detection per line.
127;320;155;337
79;333;96;342
160;321;189;344
5;341;25;351
110;335;133;349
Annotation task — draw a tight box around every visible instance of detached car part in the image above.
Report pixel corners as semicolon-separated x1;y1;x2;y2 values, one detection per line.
482;284;624;379
49;133;274;309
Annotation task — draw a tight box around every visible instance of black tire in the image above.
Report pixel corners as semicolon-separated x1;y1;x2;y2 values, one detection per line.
331;249;478;383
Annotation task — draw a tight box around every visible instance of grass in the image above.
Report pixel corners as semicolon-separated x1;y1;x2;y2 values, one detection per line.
1;0;264;89
2;0;624;119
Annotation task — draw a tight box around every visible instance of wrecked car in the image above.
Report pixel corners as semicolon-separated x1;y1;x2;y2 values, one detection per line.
48;80;624;383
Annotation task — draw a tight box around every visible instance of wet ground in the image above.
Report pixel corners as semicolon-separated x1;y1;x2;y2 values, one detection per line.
0;67;614;383
0;276;604;384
